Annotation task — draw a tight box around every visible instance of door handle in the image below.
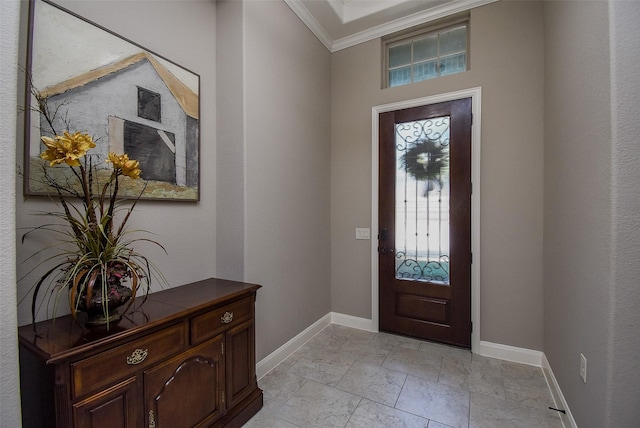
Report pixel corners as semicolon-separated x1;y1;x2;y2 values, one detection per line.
379;228;388;241
378;228;393;253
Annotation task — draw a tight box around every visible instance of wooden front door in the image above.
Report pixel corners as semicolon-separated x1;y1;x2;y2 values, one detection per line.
379;98;472;348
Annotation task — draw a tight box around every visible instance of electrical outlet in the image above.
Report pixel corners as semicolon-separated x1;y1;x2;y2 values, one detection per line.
580;353;587;383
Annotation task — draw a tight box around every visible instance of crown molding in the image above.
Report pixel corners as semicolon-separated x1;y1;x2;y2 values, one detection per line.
332;0;498;51
286;0;500;53
283;0;334;51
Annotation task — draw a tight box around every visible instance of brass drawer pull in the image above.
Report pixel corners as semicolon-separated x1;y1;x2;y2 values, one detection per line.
221;312;234;324
126;348;148;365
149;410;156;428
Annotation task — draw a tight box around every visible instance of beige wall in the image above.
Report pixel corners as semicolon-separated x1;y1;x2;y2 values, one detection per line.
217;0;246;281
1;1;20;425
331;0;546;350
608;2;640;424
221;0;333;360
544;1;640;426
543;2;611;425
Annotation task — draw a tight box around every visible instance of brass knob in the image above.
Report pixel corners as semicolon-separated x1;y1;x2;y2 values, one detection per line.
221;311;234;324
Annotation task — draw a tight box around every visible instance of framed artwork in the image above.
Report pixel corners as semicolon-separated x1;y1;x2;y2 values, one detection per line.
24;0;200;201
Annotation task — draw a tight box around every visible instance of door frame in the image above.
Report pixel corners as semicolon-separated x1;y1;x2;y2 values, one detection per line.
371;87;482;351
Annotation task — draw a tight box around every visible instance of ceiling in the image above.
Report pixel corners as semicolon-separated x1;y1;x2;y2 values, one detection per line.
284;0;498;52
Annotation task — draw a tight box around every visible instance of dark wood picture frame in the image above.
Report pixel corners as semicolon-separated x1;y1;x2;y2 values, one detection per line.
24;0;200;201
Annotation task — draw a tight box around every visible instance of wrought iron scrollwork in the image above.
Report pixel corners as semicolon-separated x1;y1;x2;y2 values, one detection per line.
394;116;451;285
395;252;449;283
394;117;450;150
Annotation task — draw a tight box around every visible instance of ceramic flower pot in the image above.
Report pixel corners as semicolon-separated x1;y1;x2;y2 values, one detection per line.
77;282;133;326
72;267;137;327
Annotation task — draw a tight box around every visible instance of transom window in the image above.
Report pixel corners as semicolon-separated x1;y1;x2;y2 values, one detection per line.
385;23;468;88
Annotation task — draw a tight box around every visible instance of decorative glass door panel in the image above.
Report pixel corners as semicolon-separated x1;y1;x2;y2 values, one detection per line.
395;117;450;284
379;98;471;347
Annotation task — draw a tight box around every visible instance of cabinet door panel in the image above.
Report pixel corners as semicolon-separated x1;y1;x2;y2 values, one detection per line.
73;377;140;428
226;319;256;409
144;335;224;428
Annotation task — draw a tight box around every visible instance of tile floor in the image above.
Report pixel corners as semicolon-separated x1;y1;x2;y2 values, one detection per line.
244;325;564;428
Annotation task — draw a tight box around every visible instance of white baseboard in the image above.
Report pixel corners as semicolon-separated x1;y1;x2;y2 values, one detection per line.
330;312;377;332
477;341;575;428
257;317;546;374
255;313;331;379
255;312;373;379
476;340;544;366
256;314;574;428
542;354;577;428
330;317;546;368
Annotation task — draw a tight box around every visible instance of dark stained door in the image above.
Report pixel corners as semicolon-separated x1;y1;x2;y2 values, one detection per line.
379;98;472;348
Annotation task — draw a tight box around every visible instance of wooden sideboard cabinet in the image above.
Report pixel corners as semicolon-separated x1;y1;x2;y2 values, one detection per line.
18;278;262;428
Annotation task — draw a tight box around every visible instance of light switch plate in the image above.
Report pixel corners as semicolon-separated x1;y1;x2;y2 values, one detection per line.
355;228;371;240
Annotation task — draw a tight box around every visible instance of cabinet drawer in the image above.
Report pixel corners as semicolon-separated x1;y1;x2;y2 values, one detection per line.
71;323;186;398
191;296;253;344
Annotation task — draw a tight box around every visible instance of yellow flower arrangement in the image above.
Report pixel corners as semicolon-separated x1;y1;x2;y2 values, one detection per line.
22;130;165;329
107;152;142;180
40;131;96;167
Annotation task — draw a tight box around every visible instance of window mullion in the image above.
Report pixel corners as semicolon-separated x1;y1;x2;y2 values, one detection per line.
436;33;441;76
410;39;415;83
384;20;468;88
